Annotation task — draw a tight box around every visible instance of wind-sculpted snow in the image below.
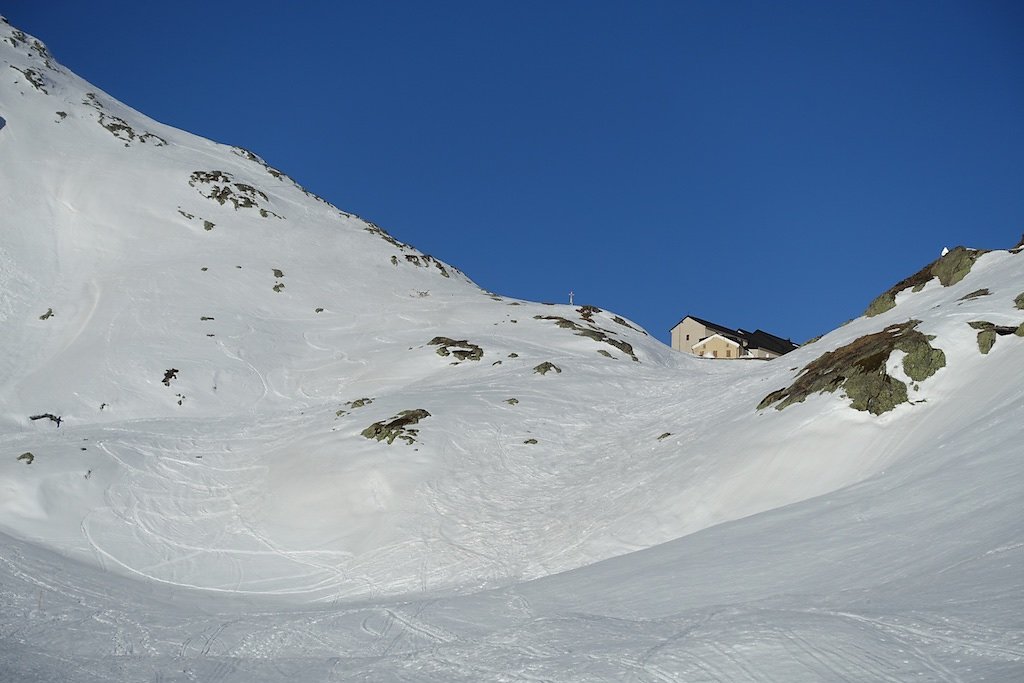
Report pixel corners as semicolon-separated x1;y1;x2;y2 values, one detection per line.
1;21;1024;681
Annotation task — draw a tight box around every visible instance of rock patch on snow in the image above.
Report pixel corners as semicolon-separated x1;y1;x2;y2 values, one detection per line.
361;409;431;445
759;320;945;415
865;246;988;317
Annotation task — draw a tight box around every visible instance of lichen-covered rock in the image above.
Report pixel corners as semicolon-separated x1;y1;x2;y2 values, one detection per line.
842;370;908;414
1015;293;1024;310
758;320;945;415
336;397;373;417
968;321;1019;354
534;315;638;361
977;329;997;355
533;362;561;375
865;246;988;317
361;409;430;445
901;338;947;382
933;247;985;286
428;337;483;362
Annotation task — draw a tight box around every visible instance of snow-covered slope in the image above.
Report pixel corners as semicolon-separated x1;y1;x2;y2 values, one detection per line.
2;20;1022;681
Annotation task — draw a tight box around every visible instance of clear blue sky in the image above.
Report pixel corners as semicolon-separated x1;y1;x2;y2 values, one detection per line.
7;1;1023;343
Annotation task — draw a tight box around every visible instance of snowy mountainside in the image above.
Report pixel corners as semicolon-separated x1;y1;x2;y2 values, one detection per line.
2;20;1024;681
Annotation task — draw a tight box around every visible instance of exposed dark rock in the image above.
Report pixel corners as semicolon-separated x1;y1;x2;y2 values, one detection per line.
361;409;430;445
39;308;53;320
336;397;373;417
404;253;451;278
969;321;1019;354
81;95;167;146
534;315;639;361
865;247;988;317
523;438;538;445
96;113;167;147
977;329;997;355
758;320;945;415
365;222;410;249
189;171;272;212
611;315;644;334
30;413;62;427
17;452;34;464
428;337;483;362
534;362;561;375
10;65;47;93
162;368;178;386
958;288;990;301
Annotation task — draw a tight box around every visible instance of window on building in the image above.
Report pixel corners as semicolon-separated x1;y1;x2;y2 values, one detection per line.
713;350;718;357
726;349;732;357
685;334;690;341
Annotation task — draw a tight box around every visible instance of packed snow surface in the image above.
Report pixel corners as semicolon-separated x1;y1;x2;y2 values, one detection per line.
1;21;1022;681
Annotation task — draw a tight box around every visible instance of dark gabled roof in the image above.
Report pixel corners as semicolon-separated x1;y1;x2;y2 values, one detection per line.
743;329;799;355
672;315;738;337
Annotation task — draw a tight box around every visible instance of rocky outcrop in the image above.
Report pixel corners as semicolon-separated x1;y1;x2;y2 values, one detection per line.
865;247;987;317
361;409;431;445
759;321;945;415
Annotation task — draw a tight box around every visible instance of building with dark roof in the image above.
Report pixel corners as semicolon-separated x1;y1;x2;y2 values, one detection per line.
670;316;798;359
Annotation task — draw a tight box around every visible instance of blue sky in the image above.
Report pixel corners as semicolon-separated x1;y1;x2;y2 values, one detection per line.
7;1;1023;343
